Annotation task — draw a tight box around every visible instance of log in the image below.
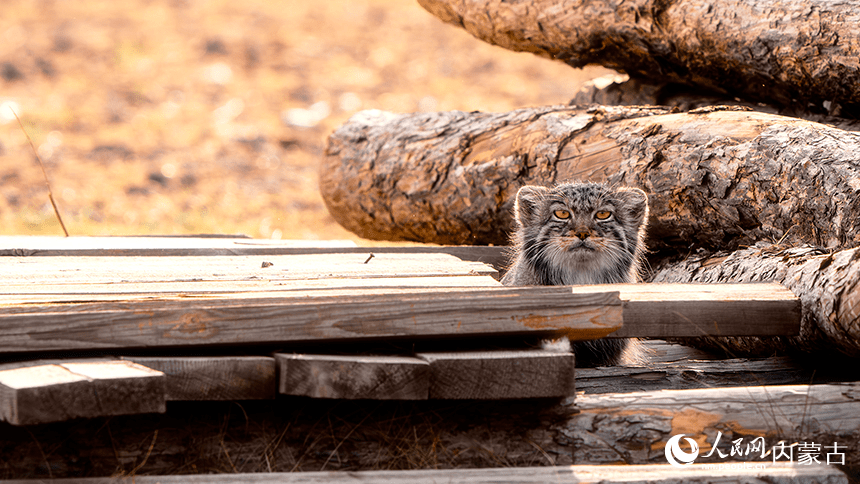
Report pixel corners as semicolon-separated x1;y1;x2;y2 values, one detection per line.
417;0;860;117
572;75;860;132
558;382;860;466
651;243;860;359
321;106;860;251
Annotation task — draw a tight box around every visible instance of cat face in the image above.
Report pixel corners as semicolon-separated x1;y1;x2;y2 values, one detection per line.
513;182;648;284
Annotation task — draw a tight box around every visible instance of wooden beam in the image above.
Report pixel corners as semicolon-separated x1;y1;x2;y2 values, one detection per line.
7;463;846;483
0;287;622;353
0;236;509;269
0;252;498;285
0;235;356;256
122;356;276;401
569;283;801;337
576;356;828;394
276;354;429;400
0;275;503;299
416;349;575;399
0;360;165;425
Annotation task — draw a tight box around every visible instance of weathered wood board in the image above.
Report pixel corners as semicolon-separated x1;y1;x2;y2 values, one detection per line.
0;252;497;285
6;462;847;483
417;349;575;399
570;282;801;338
122;356;276;401
0;236;509;269
277;354;430;400
0;235;357;256
0;360;165;425
0;286;622;353
276;350;577;400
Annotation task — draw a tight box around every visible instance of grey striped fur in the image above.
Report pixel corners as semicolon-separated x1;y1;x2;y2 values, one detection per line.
501;181;649;366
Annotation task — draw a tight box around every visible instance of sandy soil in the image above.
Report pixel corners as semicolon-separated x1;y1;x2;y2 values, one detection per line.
0;0;612;243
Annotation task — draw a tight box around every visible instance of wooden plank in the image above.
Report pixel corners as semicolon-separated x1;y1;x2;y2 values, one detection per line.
0;236;509;268
6;463;846;483
576;355;827;394
0;252;498;285
0;235;357;256
417;349;575;399
0;287;622;353
573;339;846;394
122;356;276;401
276;354;429;400
0;275;503;299
569;283;801;337
0;360;165;425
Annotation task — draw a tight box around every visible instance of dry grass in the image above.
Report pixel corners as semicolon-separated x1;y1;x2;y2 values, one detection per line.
0;398;571;477
0;0;612;243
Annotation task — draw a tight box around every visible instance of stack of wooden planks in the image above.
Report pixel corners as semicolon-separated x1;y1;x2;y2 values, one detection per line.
0;236;803;424
1;236;854;482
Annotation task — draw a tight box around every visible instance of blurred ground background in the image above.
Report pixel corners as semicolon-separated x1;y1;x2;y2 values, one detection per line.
0;0;613;243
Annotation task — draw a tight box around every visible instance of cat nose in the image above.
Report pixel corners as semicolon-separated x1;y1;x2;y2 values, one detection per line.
571;228;591;240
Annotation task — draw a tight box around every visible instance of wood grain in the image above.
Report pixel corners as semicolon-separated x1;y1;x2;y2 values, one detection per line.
0;252;497;285
0;286;622;353
0;275;503;299
417;349;575;399
277;354;429;400
653;245;860;357
0;236;509;270
0;361;165;425
123;356;276;401
322;106;860;252
568;282;802;338
564;382;860;466
0;236;356;256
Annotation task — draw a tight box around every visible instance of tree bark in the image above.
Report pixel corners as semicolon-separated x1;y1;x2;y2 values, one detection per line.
417;0;860;117
321;106;860;251
650;243;860;359
571;76;860;132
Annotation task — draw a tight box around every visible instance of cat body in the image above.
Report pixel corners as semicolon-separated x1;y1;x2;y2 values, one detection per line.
501;181;649;366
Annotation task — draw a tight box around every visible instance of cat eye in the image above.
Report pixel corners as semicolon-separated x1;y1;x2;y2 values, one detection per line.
553;209;571;219
594;211;612;220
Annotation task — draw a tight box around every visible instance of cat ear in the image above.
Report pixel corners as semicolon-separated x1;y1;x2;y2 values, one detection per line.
514;185;549;226
616;187;649;226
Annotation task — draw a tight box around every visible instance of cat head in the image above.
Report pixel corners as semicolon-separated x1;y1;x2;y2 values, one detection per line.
513;182;649;284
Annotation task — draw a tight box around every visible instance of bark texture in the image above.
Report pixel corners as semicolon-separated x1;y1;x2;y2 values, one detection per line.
572;76;860;132
651;243;860;359
321;106;860;251
417;0;860;117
